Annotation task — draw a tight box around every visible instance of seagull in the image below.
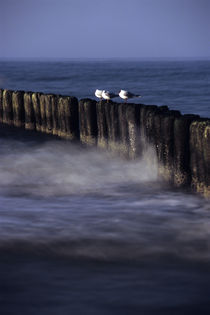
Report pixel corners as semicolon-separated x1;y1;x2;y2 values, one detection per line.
102;90;118;102
95;89;103;100
119;90;142;102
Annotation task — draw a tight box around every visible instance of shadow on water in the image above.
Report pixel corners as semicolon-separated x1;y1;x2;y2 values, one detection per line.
0;123;61;143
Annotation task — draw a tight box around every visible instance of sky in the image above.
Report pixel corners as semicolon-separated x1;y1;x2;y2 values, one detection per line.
0;0;209;59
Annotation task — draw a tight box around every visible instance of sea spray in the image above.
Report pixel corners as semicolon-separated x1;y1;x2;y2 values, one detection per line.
0;139;159;197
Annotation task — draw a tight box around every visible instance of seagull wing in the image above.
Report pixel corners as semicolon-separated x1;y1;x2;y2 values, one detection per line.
126;92;133;97
127;92;141;98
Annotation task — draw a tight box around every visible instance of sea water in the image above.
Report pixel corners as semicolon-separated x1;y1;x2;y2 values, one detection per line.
0;60;210;314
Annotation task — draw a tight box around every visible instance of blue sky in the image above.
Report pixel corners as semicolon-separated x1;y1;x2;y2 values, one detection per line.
0;0;209;59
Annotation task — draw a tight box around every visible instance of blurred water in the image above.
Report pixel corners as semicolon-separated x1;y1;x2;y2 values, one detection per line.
0;61;210;314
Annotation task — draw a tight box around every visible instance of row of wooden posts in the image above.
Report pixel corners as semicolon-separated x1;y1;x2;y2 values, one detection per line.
0;89;209;197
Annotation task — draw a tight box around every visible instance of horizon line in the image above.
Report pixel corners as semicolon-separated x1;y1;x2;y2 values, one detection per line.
0;56;210;62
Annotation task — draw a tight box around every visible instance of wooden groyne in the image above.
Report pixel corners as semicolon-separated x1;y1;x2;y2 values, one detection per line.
0;89;209;197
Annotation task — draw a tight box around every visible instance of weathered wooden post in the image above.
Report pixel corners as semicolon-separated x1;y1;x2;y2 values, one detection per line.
160;110;181;181
79;99;97;145
126;104;141;159
173;114;199;187
32;92;42;132
12;90;25;128
24;92;35;130
139;105;166;160
57;95;79;140
118;103;129;157
96;101;108;149
0;89;3;123
2;89;13;125
190;120;210;197
44;94;54;134
51;94;59;136
39;94;47;133
104;102;120;152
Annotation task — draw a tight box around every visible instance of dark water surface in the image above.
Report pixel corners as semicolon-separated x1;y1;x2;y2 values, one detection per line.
0;59;210;117
0;60;210;314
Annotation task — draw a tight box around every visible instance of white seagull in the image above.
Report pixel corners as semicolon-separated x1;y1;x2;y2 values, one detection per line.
119;90;142;102
95;89;103;100
102;90;118;102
